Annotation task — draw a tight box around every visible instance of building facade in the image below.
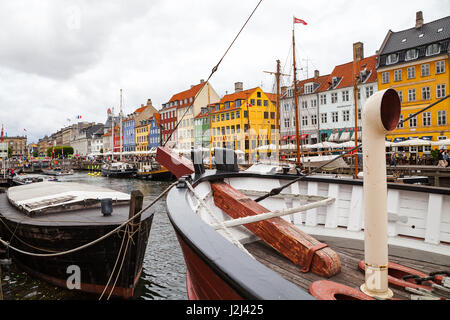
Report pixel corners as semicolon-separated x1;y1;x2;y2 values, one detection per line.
377;11;449;150
148;113;161;148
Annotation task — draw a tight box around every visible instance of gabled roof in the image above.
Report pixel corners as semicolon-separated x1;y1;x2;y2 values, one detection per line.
323;55;378;90
380;15;450;55
168;82;206;109
296;74;331;95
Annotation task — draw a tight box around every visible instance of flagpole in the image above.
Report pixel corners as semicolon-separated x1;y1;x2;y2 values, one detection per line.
292;18;301;167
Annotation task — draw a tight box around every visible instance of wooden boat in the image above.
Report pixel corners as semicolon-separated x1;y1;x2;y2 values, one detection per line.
136;161;175;181
41;167;74;176
12;174;44;185
0;181;153;299
160;146;450;300
101;161;137;178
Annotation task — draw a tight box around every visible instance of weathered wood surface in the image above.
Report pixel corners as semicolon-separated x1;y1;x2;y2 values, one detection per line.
245;240;448;300
211;181;341;278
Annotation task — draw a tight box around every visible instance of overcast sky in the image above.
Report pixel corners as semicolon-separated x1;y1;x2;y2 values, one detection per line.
0;0;448;143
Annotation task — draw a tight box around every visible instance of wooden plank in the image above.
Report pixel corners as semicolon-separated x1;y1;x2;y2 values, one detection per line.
425;193;443;245
305;182;319;226
211;181;341;278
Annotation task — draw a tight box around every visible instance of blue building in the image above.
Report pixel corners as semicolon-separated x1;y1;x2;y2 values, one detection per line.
148;113;161;148
123;117;135;152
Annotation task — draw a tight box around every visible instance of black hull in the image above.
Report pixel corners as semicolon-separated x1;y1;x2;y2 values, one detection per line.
136;170;175;181
0;212;153;299
101;169;137;178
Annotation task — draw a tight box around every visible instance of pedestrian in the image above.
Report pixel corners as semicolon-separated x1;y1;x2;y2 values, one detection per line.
437;149;446;167
444;150;449;167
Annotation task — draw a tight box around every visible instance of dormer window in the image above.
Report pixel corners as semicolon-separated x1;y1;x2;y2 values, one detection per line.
405;49;418;61
402;38;407;43
386;53;399;65
437;27;443;33
304;83;314;94
426;43;440;56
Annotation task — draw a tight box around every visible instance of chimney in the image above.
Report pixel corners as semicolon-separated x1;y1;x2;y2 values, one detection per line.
281;86;287;95
147;99;152;107
200;79;205;83
415;11;423;29
353;42;364;62
234;82;243;93
141;104;144;107
314;70;320;79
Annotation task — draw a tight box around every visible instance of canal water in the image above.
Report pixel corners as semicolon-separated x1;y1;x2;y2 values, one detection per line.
0;172;187;300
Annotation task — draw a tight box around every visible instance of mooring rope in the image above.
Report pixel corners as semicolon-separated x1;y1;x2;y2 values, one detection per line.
0;181;177;258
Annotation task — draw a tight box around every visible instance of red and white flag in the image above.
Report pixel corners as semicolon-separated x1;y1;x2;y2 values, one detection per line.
294;17;307;25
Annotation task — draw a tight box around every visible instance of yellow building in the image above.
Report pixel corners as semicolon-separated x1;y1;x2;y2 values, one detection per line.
135;122;150;152
208;85;277;162
377;12;449;154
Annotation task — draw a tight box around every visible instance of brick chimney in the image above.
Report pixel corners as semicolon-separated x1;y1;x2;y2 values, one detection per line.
415;11;424;29
314;70;320;79
234;82;243;93
147;99;153;107
353;42;364;62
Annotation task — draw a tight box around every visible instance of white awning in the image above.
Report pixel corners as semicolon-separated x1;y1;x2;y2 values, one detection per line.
339;131;351;142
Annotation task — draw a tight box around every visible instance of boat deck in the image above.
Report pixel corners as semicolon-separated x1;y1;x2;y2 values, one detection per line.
245;239;449;300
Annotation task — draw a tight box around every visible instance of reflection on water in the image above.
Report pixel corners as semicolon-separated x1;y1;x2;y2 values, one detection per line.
1;172;187;300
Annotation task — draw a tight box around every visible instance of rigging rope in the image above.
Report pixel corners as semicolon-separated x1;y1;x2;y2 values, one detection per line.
162;0;264;147
255;93;450;203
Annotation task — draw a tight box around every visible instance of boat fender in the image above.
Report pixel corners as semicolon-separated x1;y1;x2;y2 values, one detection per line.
101;198;113;216
358;260;436;290
309;280;375;300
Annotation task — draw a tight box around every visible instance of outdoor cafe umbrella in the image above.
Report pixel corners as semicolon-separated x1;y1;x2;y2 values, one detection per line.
392;138;432;147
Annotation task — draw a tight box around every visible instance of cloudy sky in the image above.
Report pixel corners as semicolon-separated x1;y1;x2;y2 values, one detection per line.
0;0;447;143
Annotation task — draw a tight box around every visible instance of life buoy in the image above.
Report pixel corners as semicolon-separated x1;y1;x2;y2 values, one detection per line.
309;280;375;300
358;260;435;290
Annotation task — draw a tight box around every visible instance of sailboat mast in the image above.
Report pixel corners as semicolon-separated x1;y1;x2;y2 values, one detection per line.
275;59;281;162
111;106;114;160
292;27;301;167
119;89;123;161
353;47;360;177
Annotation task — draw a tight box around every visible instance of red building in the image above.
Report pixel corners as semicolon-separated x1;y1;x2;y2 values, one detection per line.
160;103;177;147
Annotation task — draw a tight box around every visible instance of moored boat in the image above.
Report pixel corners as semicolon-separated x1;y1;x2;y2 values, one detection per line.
101;161;137;178
41;167;74;176
0;181;154;299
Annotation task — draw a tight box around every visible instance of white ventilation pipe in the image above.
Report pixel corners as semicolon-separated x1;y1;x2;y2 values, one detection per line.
360;88;400;299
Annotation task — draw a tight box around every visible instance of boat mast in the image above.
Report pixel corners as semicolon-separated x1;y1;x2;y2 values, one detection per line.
119;88;123;161
353;47;360;177
275;59;281;162
292;24;301;167
111;106;114;160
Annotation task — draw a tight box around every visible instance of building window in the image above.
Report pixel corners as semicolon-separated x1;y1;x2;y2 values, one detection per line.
357;108;362;120
311;99;317;107
284;118;290;128
382;72;389;84
366;86;374;98
302;101;308;108
321;113;327;124
302;116;308;126
405;48;418;61
236;110;240;118
342;90;349;101
331;93;338;103
397;90;403;102
332;112;338;123
257;99;262;106
407;67;415;79
250;99;255;105
436;61;445;74
224;102;230;109
304;83;314;94
422;86;430;100
270;112;275;119
226;113;230;120
221;114;224;121
320;94;327;105
311;114;317;125
264;100;269;106
386;53;398;65
422;112;431;126
409;114;417;128
284;103;290;111
437;84;446;98
257;92;261;98
264;112;268;119
421;64;430;77
357;88;361;100
437;110;447;125
243;110;248;118
342;110;350;121
426;43;440;56
408;88;416;101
